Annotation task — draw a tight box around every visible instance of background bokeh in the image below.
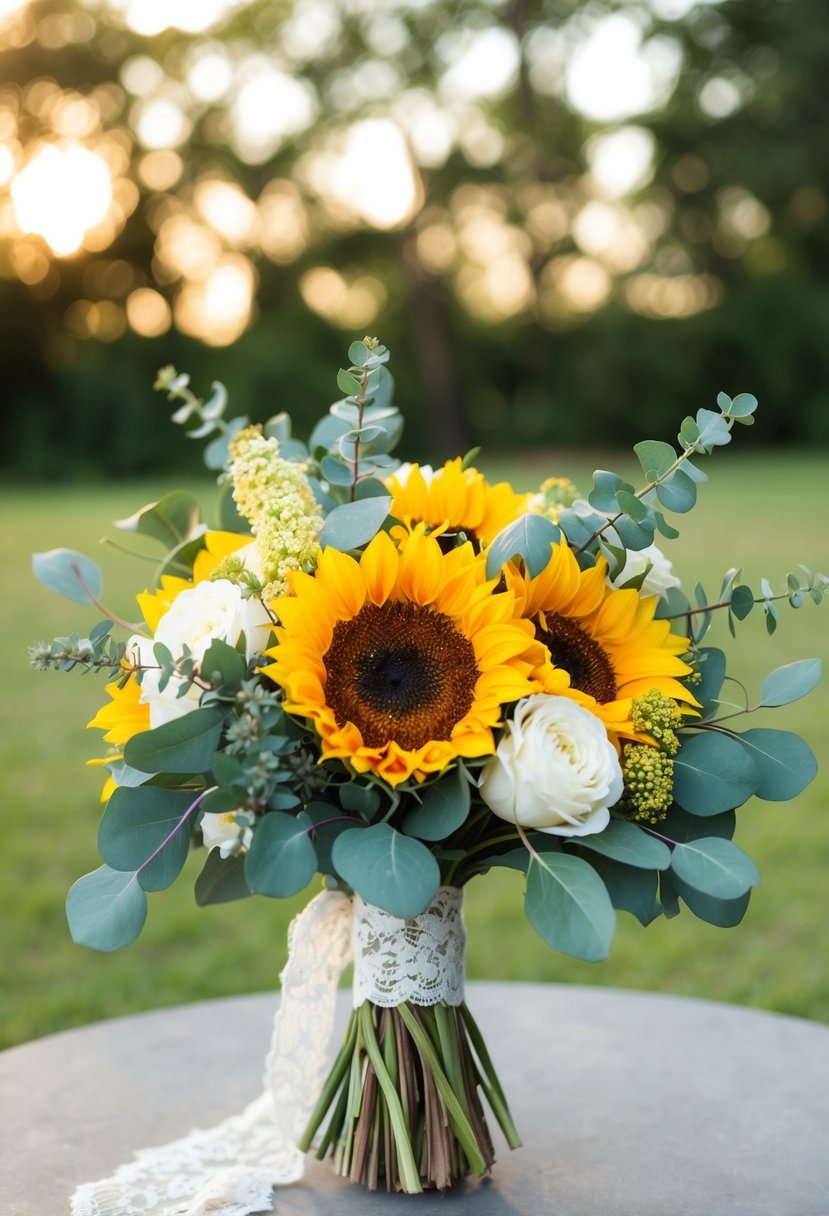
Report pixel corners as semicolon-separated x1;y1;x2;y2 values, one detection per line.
2;0;828;1047
2;0;829;475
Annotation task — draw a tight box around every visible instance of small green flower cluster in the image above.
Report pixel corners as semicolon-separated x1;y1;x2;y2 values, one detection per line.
630;688;683;755
619;744;674;824
227;426;322;600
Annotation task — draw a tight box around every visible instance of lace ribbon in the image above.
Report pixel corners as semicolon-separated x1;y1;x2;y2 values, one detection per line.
70;886;465;1216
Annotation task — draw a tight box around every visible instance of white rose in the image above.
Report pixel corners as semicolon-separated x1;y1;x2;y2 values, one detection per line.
608;542;681;602
200;810;253;858
479;694;623;837
129;579;272;727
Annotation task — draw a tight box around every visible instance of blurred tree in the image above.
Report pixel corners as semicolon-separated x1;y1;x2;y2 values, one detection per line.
0;0;827;476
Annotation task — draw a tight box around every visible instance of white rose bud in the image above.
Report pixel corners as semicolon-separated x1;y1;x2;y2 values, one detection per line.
609;542;681;602
200;810;253;858
479;694;624;837
129;579;272;728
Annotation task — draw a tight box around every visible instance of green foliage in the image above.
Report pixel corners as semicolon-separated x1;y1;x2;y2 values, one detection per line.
115;492;203;549
244;812;317;899
401;766;471;842
66;867;147;952
572;819;671;871
673;731;760;815
97;786;193;892
124;708;226;775
194;851;251;906
332;824;440;919
32;548;103;605
525;851;616;962
670;837;759;901
318;496;392;552
485;514;561;579
737;729;818;801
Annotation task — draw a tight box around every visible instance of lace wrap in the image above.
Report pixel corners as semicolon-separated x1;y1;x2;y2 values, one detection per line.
352;886;466;1008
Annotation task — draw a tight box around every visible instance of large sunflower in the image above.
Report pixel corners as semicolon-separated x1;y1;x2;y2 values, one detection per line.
506;541;696;747
87;530;251;760
387;458;530;547
264;527;540;785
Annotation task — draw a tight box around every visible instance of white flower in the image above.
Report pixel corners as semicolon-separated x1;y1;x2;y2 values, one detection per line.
479;694;623;837
608;543;681;601
200;810;253;858
129;579;272;728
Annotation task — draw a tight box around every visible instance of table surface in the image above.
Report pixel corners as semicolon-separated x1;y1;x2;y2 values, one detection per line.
2;982;829;1216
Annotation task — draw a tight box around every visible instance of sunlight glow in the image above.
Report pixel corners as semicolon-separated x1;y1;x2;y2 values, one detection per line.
304;119;420;230
230;64;317;163
586;127;655;199
299;266;386;329
11;143;112;255
175;253;255;345
566;16;681;121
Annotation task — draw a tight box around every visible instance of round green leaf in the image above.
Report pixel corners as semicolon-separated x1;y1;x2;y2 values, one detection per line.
401;767;470;841
32;548;103;605
66;866;147;952
485;514;561;580
670;836;759;900
244;812;317;898
671;875;750;928
759;659;822;708
319;496;392;551
124;708;226;775
673;731;760;814
525;851;616;962
195;851;251;906
737;729;818;801
332;823;440;919
98;786;193;892
572;818;671;870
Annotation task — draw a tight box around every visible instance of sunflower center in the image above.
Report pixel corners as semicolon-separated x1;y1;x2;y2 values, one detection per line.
323;601;479;750
535;612;617;702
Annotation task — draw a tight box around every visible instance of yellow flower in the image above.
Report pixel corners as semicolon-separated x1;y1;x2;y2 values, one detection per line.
387;458;530;547
506;540;696;748
87;530;251;763
263;527;540;785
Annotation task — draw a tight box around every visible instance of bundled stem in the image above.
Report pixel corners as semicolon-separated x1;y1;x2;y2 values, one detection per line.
299;999;520;1193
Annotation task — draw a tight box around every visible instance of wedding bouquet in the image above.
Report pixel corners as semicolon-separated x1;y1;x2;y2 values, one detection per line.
32;339;824;1200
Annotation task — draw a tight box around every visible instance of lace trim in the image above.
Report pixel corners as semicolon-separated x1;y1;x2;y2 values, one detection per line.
352;886;466;1008
70;886;466;1216
71;889;353;1216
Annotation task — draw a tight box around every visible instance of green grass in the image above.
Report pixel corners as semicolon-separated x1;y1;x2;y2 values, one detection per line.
2;450;827;1049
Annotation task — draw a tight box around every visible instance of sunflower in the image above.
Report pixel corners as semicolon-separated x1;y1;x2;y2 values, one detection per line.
263;527;541;785
387;458;531;547
506;541;696;747
87;530;252;764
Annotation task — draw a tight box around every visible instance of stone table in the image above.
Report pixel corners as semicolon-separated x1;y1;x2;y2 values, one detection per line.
2;983;828;1215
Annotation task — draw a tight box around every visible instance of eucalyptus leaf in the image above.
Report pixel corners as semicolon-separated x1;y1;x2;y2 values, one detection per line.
66;865;148;952
671;875;750;927
32;548;103;605
124;708;226;775
737;729;818;801
332;823;440;919
571;818;671;870
655;469;696;514
634;439;676;480
244;812;317;898
98;786;193;891
115;491;202;548
584;854;661;926
759;659;821;708
695;648;727;718
194;850;251;905
319;496;392;551
401;766;470;842
525;851;616;962
201;638;246;690
673;731;760;814
485;514;561;580
670;836;759;900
